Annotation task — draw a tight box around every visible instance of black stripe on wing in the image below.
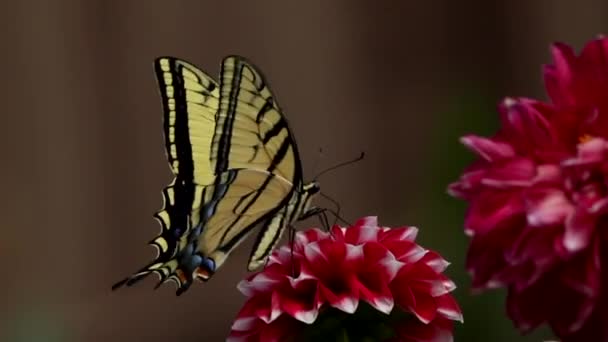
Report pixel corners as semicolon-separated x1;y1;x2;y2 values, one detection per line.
154;58;195;182
214;58;243;173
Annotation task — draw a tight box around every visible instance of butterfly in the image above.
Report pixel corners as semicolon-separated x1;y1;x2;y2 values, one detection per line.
112;56;323;295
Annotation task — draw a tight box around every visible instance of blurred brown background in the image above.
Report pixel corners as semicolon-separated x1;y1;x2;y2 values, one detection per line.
1;1;607;341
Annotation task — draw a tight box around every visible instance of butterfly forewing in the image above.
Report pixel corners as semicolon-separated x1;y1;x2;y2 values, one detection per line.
211;56;301;183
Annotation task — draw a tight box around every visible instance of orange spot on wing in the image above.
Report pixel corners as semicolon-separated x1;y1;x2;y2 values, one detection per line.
195;267;211;281
176;269;187;284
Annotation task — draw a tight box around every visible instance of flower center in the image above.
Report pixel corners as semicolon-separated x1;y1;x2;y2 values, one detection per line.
566;169;608;207
579;134;595;143
296;302;401;341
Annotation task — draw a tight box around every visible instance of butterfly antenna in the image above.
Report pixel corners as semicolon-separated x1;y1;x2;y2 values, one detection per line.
313;152;365;181
310;147;324;177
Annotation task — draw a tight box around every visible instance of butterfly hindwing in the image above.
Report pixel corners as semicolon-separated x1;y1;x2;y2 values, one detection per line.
113;58;220;291
195;168;294;271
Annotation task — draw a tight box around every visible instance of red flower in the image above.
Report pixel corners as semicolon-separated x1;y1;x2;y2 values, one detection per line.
228;217;463;342
449;36;608;340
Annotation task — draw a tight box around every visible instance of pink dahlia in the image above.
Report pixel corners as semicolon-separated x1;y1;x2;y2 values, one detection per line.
228;217;463;342
449;36;608;340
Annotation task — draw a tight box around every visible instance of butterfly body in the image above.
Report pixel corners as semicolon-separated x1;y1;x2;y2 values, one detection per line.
112;56;320;295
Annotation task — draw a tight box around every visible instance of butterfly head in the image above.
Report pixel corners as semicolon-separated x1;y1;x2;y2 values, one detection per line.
304;181;321;196
298;181;321;219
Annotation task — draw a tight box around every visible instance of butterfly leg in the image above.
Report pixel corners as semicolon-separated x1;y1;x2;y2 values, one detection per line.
311;208;333;237
288;224;297;277
323;208;351;226
319;210;331;232
330;199;341;227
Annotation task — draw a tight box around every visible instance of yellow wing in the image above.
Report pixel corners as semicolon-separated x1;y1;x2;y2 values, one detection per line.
156;57;218;185
247;182;318;271
211;56;302;184
150;57;221;258
196;169;293;273
112;58;220;292
247;201;294;270
201;56;311;273
113;56;311;295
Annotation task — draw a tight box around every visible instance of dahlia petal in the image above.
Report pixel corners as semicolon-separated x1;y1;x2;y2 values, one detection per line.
267;247;294;266
328;225;346;242
408;291;438;324
524;188;574;226
506;284;553;332
543;65;561;106
547;285;597;337
560;240;601;296
580;37;608;71
231;316;258;332
447;169;486;199
441;278;457;293
460;135;515;161
276;286;321;324
235;296;275;328
499;98;557;151
435;294;464;323
303;242;327;264
564;209;596;252
267;292;284;323
296;228;328;245
562;137;608;166
578;137;608;159
402;226;419;241
238;272;282;297
355;277;395;315
344;225;380;244
392;318;454;342
345;244;365;261
507;224;559;268
321;284;359;314
354;216;378;229
544;42;577;106
383;239;426;263
533;164;562;184
465;190;524;234
380;226;419;243
258;315;302;342
481;157;536;188
362;242;402;280
419;250;450;272
590;197;608;214
551;42;576;78
406;263;455;297
466;223;524;289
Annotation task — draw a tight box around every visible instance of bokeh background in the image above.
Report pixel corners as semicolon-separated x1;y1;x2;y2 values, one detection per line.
2;1;607;341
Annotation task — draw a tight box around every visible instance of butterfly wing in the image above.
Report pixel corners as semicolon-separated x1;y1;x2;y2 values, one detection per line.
114;56;309;294
153;56;220;246
195;169;293;273
156;57;218;185
211;56;303;183
112;58;219;291
199;56;307;271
